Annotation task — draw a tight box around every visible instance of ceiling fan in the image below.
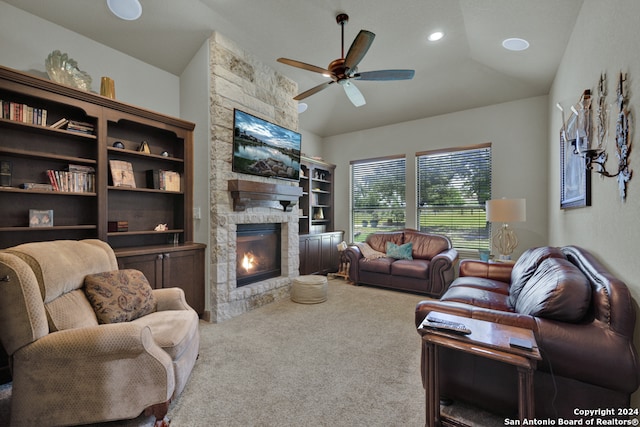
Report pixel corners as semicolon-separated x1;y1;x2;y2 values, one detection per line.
277;13;415;107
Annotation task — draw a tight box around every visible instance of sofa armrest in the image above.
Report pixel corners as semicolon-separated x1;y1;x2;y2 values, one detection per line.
428;248;459;297
459;259;513;283
536;318;640;393
415;299;536;330
344;245;363;283
153;287;192;311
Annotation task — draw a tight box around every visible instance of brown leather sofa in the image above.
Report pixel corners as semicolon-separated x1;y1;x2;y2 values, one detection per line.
345;229;458;297
415;246;640;418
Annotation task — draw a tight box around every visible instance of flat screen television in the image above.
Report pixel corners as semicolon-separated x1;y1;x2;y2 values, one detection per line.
232;109;301;181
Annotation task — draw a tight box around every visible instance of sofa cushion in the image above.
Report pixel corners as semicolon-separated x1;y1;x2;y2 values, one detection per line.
449;277;510;295
84;269;157;324
515;257;591;322
403;230;451;260
509;246;566;307
391;259;430;279
441;285;512;311
386;242;413;260
46;289;99;331
359;257;394;274
365;231;403;253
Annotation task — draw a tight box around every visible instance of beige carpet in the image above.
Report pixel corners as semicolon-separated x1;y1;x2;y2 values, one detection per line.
0;279;503;427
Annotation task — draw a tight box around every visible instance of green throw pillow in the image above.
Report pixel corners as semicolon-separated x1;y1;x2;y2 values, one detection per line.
386;242;413;260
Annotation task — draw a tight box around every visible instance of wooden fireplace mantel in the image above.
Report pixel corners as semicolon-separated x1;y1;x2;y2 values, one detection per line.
228;179;303;212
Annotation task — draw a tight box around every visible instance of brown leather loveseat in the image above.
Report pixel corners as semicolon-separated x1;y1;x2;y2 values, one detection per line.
415;246;640;418
345;229;458;297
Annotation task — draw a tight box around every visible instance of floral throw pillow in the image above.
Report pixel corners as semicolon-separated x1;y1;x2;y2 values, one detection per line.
386;242;413;260
84;269;157;324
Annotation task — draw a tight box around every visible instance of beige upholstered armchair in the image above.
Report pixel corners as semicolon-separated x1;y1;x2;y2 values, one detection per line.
0;239;200;427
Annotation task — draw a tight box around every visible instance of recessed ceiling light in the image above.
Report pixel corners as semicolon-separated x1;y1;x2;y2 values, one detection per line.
297;103;308;114
502;37;529;51
107;0;142;21
428;31;444;42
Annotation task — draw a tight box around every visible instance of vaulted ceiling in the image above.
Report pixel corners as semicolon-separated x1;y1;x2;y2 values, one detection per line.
4;0;583;137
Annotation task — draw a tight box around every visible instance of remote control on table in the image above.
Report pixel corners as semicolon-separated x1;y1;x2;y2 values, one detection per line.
422;315;472;335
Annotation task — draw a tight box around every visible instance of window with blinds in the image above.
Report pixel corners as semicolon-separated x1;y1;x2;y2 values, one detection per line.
416;144;492;251
351;156;406;243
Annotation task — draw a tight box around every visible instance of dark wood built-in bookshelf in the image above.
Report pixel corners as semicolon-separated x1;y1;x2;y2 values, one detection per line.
297;156;343;275
0;65;205;316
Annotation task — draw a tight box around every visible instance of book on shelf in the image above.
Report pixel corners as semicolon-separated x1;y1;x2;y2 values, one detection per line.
109;160;136;188
0;160;11;187
0;100;47;126
46;164;95;193
146;169;181;191
20;183;54;191
66;120;94;135
49;118;69;129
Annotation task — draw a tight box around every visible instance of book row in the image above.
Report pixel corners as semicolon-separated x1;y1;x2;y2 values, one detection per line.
1;100;48;126
44;164;95;193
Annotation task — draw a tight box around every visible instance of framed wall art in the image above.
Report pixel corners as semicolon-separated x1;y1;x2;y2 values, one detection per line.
560;90;592;209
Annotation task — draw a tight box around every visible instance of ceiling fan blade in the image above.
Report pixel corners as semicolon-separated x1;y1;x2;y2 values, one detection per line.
277;58;331;75
294;81;335;101
344;30;375;71
354;69;416;81
341;80;366;107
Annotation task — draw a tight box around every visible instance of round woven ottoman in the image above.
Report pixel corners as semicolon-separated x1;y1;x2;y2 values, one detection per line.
291;275;328;304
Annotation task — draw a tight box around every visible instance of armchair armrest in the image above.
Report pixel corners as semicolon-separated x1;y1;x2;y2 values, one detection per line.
459;259;513;283
19;322;168;359
11;323;174;426
153;287;192;311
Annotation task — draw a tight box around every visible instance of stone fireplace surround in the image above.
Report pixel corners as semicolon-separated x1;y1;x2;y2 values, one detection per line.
208;32;301;322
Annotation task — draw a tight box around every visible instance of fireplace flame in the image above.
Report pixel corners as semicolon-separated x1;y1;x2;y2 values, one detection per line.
241;252;255;272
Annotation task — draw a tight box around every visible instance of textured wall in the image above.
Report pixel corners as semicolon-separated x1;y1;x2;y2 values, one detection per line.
208;32;300;322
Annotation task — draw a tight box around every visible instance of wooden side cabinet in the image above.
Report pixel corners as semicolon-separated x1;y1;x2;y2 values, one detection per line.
299;231;344;275
115;243;205;316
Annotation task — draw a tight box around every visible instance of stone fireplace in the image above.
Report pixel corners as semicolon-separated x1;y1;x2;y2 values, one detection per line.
207;32;301;322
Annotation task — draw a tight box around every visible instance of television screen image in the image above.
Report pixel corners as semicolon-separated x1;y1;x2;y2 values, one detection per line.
232;109;301;181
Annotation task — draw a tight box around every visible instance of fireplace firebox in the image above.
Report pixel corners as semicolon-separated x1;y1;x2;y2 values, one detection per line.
236;223;281;287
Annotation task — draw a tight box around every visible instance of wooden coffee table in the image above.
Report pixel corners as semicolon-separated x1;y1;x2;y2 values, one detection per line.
418;311;541;427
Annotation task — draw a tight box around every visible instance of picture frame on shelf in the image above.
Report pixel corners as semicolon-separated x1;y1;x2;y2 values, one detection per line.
29;209;53;227
109;160;136;188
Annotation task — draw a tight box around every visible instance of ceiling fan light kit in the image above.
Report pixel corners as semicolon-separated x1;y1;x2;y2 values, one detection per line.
277;13;415;107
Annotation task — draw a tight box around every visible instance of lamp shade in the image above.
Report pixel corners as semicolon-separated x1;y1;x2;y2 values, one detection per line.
486;198;526;223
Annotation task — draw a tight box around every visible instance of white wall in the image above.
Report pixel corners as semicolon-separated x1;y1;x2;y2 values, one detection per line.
180;39;212;312
549;0;640;405
322;95;550;258
300;129;323;158
0;2;179;117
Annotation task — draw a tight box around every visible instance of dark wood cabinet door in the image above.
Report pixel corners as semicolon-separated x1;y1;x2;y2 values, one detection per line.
299;234;322;275
117;252;163;288
116;243;205;316
162;248;205;315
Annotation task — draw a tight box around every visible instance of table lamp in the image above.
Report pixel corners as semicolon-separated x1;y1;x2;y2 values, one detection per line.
485;198;526;260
